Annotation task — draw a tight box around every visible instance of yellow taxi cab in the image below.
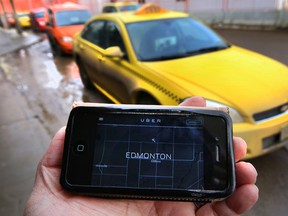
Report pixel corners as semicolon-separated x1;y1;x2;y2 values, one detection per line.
17;12;31;28
45;2;92;55
102;1;140;13
73;4;288;159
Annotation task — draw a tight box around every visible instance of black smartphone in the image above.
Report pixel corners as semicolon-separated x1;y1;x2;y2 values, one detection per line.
60;103;235;202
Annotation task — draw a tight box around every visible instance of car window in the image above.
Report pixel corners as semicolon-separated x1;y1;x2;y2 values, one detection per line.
118;4;140;12
47;9;54;26
34;11;45;18
55;9;91;26
177;19;223;45
105;21;126;52
102;6;117;13
82;20;106;47
17;13;29;18
126;17;228;61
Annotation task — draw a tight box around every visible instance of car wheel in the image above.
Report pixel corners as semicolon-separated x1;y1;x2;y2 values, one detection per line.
137;95;159;105
32;23;39;33
54;42;65;56
77;60;94;90
47;35;54;48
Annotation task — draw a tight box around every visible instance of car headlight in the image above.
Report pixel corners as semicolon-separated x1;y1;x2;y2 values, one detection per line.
61;36;72;42
206;100;244;123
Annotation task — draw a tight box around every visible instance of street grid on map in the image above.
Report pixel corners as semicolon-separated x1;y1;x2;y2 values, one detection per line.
92;123;204;190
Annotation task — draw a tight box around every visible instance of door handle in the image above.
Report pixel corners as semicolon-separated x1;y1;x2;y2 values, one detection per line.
97;55;105;62
79;44;84;50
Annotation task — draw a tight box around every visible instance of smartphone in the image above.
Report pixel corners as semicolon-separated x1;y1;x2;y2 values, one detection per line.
60;103;235;202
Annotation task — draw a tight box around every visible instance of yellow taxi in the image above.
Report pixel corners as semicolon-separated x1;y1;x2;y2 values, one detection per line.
17;12;31;28
102;1;140;13
73;4;288;159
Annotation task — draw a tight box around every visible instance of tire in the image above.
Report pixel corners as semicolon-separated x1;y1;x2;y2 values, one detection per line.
47;35;56;51
137;95;159;105
47;35;64;56
54;41;65;56
77;60;94;90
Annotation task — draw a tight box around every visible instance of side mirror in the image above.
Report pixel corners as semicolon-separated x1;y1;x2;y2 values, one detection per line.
46;21;52;26
104;46;124;58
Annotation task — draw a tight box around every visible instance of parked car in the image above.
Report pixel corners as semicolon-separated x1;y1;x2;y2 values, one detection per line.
45;2;92;55
102;1;140;13
17;12;31;28
73;3;288;159
30;8;46;32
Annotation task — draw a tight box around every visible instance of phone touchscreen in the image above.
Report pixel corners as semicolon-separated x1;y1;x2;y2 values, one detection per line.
91;112;205;190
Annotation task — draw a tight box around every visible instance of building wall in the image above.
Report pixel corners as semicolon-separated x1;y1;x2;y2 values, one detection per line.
2;0;287;28
145;0;288;28
0;0;78;13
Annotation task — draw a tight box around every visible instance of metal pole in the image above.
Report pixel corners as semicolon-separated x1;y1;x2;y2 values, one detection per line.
185;0;189;13
0;0;11;28
222;0;229;11
9;0;23;35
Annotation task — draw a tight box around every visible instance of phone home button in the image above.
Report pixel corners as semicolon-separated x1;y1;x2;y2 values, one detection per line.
74;142;87;154
77;144;85;152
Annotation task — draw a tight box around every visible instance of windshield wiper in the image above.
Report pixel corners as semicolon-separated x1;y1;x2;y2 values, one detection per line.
70;21;85;25
186;45;230;56
141;45;230;61
142;53;188;62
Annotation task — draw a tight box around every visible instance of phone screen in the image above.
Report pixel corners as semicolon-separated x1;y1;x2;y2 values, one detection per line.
62;106;235;200
91;113;204;190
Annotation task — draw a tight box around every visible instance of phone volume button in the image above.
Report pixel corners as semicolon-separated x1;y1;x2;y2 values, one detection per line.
216;145;220;162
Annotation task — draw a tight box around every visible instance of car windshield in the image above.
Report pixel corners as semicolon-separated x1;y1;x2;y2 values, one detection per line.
126;17;229;61
17;13;28;18
55;10;91;26
119;4;140;12
34;11;45;18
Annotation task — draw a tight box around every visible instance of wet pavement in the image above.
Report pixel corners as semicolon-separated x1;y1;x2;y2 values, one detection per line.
0;29;41;56
0;28;288;215
0;30;110;215
1;37;110;136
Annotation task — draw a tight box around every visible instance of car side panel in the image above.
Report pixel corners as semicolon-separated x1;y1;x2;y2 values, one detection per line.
75;38;102;84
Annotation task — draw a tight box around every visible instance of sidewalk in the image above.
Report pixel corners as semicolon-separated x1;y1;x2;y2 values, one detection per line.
0;28;42;56
0;28;50;215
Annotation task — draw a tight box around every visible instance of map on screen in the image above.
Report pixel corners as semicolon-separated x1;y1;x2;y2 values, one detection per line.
91;121;204;190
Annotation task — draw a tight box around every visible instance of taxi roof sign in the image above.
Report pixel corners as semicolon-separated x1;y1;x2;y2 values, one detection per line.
135;3;168;15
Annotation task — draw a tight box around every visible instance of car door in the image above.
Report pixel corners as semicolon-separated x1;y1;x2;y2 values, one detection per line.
77;20;106;85
45;8;55;45
96;21;133;103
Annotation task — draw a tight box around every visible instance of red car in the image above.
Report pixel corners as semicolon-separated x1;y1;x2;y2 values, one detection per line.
30;8;46;32
45;2;92;55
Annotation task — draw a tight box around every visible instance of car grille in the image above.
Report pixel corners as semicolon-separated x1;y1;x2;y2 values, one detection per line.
253;103;288;122
262;133;280;149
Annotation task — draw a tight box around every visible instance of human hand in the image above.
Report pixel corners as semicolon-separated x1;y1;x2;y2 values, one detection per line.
24;96;258;216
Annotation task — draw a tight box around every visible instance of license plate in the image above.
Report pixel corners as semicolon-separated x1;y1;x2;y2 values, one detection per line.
280;125;288;141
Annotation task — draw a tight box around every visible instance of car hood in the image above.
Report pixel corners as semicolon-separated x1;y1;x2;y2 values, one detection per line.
56;25;84;38
140;46;288;116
